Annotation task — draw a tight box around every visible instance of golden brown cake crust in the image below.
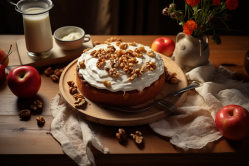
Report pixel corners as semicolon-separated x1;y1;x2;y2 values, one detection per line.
76;67;166;106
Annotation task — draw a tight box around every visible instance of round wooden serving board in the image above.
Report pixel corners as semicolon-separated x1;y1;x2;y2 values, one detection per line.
59;54;188;126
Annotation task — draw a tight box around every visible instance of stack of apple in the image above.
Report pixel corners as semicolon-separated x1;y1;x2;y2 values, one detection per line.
0;47;41;98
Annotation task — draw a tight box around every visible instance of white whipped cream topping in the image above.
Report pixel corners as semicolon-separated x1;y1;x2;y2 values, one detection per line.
77;42;165;92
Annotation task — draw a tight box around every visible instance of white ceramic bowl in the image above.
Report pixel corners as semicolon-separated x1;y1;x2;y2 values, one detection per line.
54;26;89;50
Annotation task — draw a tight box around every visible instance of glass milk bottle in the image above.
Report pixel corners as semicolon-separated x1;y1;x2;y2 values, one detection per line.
8;0;54;59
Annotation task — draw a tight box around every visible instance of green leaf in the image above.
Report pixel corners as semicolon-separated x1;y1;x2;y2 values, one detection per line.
185;1;188;18
219;18;231;34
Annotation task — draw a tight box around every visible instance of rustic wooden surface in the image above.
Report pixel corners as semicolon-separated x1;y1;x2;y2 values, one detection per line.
59;56;187;126
0;35;249;166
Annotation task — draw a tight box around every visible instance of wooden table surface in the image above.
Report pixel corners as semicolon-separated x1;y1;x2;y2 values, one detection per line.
0;35;249;166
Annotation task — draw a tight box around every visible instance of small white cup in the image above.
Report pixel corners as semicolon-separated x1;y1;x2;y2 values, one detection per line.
54;26;90;50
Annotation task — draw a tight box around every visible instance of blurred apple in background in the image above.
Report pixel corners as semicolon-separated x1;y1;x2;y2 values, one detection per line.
7;66;41;98
0;49;9;67
151;37;175;57
0;46;12;80
0;64;5;80
215;105;249;141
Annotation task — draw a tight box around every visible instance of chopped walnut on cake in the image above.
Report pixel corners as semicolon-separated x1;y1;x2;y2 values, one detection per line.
107;45;116;52
129;42;136;46
96;58;106;68
119;43;128;50
83;48;91;53
146;62;157;71
133;68;144;77
106;37;122;43
93;41;101;46
134;48;143;57
147;50;156;57
104;41;111;45
123;66;134;75
129;73;137;82
116;41;121;46
103;80;111;87
79;59;85;68
105;68;120;78
138;46;147;53
90;50;97;57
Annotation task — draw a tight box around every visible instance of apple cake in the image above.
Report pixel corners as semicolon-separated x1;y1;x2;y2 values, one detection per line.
76;42;166;106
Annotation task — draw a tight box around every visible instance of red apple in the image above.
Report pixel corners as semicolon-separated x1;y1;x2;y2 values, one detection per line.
0;49;9;67
0;64;5;80
215;105;249;141
7;66;41;98
151;37;175;57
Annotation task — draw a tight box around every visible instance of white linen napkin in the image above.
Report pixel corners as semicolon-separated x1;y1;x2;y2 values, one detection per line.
50;93;109;166
150;65;249;151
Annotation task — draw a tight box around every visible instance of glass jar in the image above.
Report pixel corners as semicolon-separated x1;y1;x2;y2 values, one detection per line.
8;0;54;59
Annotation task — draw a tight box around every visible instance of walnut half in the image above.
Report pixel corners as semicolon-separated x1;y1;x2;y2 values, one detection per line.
130;131;143;144
145;62;156;71
128;42;136;46
69;85;78;95
44;67;54;76
116;128;127;142
74;97;85;107
128;73;137;82
166;72;178;84
79;59;85;68
54;68;63;77
103;80;111;87
106;37;122;43
119;43;128;50
67;80;75;87
73;93;84;100
50;74;59;82
30;100;42;110
36;116;45;124
147;50;156;57
19;109;31;118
